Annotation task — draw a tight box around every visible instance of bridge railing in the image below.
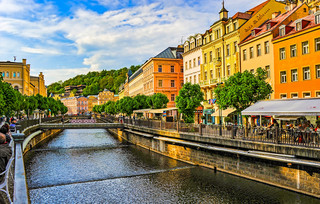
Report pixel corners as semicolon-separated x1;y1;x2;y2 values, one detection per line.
101;115;320;148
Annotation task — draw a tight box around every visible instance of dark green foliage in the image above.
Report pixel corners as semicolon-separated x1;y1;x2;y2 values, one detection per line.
47;65;141;96
133;95;150;110
148;93;169;109
175;83;204;123
214;67;273;114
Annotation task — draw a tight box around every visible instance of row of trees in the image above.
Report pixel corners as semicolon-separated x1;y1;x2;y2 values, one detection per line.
47;65;141;96
93;68;273;124
93;93;170;116
0;76;68;117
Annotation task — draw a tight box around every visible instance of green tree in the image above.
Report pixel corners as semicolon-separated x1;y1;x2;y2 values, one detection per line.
0;76;17;116
214;67;273;115
133;95;150;110
118;96;134;116
175;83;204;123
148;93;169;109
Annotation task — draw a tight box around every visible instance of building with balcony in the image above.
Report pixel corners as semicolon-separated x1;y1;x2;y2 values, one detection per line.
64;85;86;96
128;67;144;97
142;46;184;108
98;89;115;105
273;11;320;99
87;95;98;112
61;96;89;115
239;3;308;99
200;0;285;124
0;59;47;97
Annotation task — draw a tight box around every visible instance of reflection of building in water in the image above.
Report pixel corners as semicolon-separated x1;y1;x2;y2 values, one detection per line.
0;59;47;96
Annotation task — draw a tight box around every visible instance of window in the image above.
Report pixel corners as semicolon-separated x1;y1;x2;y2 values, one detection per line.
233;22;237;30
185;62;188;70
194;75;196;84
171;80;175;87
290;44;297;57
316;13;320;24
280;71;287;83
315;38;320;52
158;65;162;72
193;58;196;67
6;72;9;77
291;93;298;98
227;65;231;76
1;72;4;77
204;53;207;63
266;23;271;30
226;44;230;56
234;41;237;53
210;51;213;62
14;86;19;91
158;80;163;87
171;94;175;101
227;26;230;33
171;65;174;73
189;60;192;68
316;65;320;78
303;67;310;80
265;65;270;78
302;41;309;54
316;91;320;97
217;68;221;78
296;21;302;31
249;47;254;58
204;72;207;80
216;48;221;58
280;94;287;99
250;69;254;74
198;57;200;65
279;27;285;36
210;70;213;79
291;69;298;82
264;41;269;54
243;49;247;60
185;78;188;83
257;44;261;57
303;92;311;98
181;66;183;72
280;48;286;60
13;72;16;77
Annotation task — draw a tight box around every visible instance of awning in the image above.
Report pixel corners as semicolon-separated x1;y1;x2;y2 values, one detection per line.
273;116;301;121
133;108;152;113
148;107;178;114
212;108;236;117
242;98;320;116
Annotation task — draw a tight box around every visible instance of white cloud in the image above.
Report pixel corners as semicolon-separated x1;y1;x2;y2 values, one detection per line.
21;47;62;55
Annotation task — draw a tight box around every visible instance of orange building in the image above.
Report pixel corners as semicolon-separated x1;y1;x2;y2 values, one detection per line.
142;46;184;108
273;11;320;99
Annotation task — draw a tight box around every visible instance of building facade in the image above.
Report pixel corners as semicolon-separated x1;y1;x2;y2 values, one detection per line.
98;89;115;105
239;3;308;99
77;96;88;114
273;11;320;99
128;67;144;97
0;59;47;96
142;46;184;108
183;34;203;85
87;95;98;112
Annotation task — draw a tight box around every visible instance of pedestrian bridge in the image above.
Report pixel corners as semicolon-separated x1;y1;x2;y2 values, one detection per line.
39;123;124;130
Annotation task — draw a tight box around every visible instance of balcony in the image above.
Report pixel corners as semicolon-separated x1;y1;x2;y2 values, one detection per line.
214;57;222;67
210;79;217;84
200;81;209;86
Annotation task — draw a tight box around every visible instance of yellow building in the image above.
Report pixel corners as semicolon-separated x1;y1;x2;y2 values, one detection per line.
200;0;285;124
239;3;308;99
0;59;47;96
98;89;115;105
87;95;98;112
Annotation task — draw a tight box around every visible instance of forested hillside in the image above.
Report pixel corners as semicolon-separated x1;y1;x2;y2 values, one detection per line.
47;65;141;96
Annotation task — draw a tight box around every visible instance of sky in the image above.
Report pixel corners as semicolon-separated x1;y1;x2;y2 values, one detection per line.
0;0;266;85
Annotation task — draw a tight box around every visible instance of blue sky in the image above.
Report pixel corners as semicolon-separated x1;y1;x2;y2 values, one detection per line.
0;0;266;85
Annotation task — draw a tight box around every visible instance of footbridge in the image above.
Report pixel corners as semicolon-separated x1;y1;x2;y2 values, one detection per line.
39;122;124;130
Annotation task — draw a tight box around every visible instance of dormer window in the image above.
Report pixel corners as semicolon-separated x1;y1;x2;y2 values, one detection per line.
315;11;320;24
296;20;302;31
279;25;285;36
266;23;271;30
251;30;255;36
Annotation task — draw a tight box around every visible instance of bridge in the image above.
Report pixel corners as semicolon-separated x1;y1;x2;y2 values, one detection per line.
38;123;124;130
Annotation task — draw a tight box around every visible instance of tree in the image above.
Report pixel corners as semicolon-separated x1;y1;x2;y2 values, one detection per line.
214;67;273;115
133;95;150;110
0;76;17;116
118;97;134;116
175;83;204;123
148;93;169;109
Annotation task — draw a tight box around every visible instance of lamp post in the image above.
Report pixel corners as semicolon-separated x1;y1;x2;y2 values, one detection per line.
219;108;222;136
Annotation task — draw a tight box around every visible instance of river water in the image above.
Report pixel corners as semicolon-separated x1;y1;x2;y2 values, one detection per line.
24;129;319;204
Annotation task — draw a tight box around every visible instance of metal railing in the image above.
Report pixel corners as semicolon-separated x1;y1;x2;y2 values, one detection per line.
102;115;320;148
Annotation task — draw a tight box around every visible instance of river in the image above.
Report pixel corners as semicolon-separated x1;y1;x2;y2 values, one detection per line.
24;129;319;203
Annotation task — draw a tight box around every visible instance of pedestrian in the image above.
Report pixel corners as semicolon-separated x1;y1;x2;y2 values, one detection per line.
9;118;17;133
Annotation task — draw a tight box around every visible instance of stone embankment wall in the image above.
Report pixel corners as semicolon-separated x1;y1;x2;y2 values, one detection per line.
108;128;320;198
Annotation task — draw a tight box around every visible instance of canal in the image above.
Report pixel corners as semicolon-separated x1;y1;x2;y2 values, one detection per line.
24;129;319;203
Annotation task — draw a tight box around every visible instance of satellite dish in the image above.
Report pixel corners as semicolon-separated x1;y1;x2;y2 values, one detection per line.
285;6;289;11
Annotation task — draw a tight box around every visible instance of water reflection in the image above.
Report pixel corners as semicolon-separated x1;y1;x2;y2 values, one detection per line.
25;129;319;204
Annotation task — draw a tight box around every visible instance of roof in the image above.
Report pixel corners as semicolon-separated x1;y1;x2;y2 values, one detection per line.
242;98;320;116
232;12;251;20
273;13;320;41
240;4;303;44
247;0;269;15
154;47;184;59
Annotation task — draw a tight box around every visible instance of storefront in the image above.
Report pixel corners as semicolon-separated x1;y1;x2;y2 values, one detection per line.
203;109;214;125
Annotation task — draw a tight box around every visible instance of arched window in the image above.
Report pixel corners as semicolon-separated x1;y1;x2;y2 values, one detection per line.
1;72;4;77
17;72;20;78
13;72;16;77
6;72;9;77
14;86;19;91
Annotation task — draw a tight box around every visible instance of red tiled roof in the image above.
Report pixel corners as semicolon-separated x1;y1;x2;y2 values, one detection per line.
232;12;252;20
240;5;303;44
247;0;269;15
273;14;319;41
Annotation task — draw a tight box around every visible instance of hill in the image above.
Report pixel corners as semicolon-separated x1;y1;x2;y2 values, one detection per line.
47;65;141;96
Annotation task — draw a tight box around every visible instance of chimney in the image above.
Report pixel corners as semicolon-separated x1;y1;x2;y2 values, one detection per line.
22;59;27;65
289;2;297;11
